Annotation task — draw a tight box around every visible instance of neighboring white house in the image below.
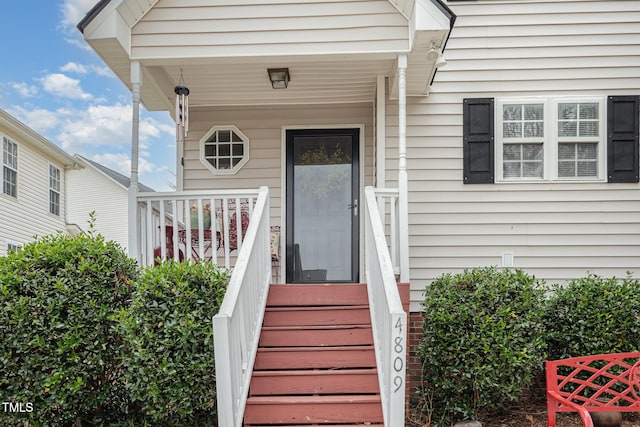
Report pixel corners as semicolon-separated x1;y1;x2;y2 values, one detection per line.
78;0;640;424
0;109;78;256
66;155;156;253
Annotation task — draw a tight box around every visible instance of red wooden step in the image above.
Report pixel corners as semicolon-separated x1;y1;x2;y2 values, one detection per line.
243;395;383;425
254;346;376;370
250;368;379;396
263;305;370;327
266;284;369;306
259;325;373;347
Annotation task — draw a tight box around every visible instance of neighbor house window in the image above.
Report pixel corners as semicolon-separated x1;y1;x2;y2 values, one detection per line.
200;126;249;175
7;242;20;253
49;164;61;216
3;137;18;197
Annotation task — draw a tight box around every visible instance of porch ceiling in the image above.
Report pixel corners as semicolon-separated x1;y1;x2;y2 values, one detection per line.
143;55;397;110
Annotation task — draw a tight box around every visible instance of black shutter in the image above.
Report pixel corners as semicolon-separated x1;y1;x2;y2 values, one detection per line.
463;98;494;183
607;96;639;183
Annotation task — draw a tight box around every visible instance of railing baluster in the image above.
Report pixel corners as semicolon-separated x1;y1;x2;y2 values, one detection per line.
145;200;153;266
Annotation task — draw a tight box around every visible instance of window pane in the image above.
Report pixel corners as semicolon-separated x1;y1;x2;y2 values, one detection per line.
523;161;543;178
218;144;231;157
232;157;242;167
231;131;243;143
503;104;522;121
579;121;598;137
503;123;522;138
504;144;521;160
523;144;543;160
218;158;231;169
232;144;244;156
558;103;577;120
579;103;598;120
558;121;577;137
559;143;575;160
558;161;576;177
3;167;16;197
578;143;597;160
204;144;215;157
50;190;60;216
218;130;231;143
524;104;544;120
504;162;521;178
524;122;543;138
577;161;597;177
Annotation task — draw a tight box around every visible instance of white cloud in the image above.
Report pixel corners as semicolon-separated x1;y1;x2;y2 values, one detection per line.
91;65;114;78
60;0;98;29
9;106;61;132
40;73;92;101
11;82;38;98
60;62;88;74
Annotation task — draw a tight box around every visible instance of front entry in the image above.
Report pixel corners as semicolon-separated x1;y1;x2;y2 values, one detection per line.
286;128;360;283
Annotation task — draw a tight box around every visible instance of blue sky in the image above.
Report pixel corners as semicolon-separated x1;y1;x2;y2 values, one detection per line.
0;0;176;191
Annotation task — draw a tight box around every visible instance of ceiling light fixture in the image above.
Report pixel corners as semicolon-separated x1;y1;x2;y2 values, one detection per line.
267;68;290;89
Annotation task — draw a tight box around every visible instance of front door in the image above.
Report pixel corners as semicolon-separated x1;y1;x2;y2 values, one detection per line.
286;128;360;283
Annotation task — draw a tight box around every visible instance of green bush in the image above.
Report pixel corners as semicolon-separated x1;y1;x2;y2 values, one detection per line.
418;267;547;426
116;260;229;425
0;231;137;425
544;274;640;360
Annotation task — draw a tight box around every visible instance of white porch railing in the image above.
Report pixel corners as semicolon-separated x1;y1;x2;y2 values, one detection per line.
373;188;401;277
212;186;271;427
136;189;260;267
364;186;407;426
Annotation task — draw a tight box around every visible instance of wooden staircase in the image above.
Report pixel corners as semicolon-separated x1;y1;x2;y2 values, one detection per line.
244;283;384;426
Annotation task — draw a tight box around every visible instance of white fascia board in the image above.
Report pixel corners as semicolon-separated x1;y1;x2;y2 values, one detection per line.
411;0;451;47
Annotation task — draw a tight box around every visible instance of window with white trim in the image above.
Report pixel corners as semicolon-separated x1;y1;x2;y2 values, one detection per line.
463;96;638;184
7;242;20;253
200;126;249;175
3;137;18;197
495;97;605;181
49;164;61;216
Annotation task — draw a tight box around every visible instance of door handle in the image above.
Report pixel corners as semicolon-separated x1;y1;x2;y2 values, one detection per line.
347;199;358;216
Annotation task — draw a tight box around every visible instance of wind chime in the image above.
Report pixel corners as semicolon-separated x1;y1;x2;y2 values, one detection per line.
175;69;190;140
175;69;189;191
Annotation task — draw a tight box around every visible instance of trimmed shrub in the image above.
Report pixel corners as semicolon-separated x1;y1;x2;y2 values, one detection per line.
418;267;547;426
544;274;640;360
0;231;137;425
116;260;229;425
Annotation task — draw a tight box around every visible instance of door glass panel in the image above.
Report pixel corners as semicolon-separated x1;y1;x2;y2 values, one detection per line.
292;135;353;281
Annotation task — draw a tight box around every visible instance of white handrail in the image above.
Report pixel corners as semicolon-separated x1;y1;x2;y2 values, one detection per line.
213;186;271;427
373;188;400;276
364;186;407;426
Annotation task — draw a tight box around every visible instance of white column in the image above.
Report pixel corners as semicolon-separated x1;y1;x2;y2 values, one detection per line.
128;61;142;261
376;75;386;189
397;55;410;283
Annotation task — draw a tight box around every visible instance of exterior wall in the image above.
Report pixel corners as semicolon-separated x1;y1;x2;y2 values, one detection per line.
66;164;129;252
384;0;640;310
131;0;408;59
183;102;375;262
0;132;68;256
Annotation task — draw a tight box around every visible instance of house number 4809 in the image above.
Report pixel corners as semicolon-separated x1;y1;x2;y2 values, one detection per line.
393;318;404;393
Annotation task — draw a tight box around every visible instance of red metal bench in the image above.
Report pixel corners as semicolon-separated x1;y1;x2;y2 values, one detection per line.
546;352;640;427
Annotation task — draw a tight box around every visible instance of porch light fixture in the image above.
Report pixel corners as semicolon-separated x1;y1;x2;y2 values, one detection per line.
267;68;290;89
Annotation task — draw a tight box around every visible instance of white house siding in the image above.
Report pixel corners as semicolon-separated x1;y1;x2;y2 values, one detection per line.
0;137;68;256
383;0;640;310
66;165;129;252
183;102;375;235
130;0;408;59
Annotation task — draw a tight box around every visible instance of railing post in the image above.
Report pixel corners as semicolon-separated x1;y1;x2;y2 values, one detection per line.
213;314;235;426
128;61;142;262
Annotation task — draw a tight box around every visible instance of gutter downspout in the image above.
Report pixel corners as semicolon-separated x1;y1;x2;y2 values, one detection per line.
128;61;141;260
